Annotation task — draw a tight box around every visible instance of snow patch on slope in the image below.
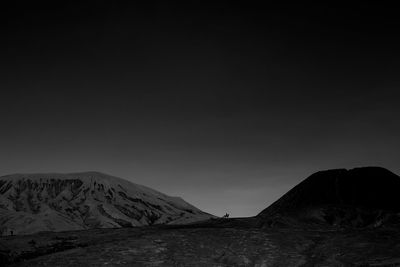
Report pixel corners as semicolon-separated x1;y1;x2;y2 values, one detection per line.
0;172;215;235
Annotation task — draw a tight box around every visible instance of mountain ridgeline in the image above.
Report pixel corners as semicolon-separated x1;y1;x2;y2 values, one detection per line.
198;167;400;229
1;167;399;235
257;167;400;228
0;172;214;235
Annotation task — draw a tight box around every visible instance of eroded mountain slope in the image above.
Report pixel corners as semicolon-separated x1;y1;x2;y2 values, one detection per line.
0;172;214;235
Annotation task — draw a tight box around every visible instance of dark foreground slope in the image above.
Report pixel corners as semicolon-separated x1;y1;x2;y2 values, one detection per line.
2;224;400;266
257;167;400;228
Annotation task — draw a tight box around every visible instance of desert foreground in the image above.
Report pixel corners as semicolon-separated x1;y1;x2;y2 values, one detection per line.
1;222;400;266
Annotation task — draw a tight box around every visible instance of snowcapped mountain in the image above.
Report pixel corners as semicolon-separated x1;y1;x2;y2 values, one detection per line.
0;172;214;235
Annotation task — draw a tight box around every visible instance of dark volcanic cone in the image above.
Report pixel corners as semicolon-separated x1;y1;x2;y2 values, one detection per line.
257;167;400;228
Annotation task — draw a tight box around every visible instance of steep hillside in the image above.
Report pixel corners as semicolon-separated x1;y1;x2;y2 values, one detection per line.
257;167;400;228
0;172;214;235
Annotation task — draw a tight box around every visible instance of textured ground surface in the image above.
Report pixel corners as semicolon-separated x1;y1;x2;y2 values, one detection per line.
1;224;400;266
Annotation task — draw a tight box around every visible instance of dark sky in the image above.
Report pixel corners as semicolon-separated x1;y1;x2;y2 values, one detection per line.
1;3;400;217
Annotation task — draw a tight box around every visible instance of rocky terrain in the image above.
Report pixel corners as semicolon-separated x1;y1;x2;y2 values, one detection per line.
1;224;400;266
1;166;400;266
0;172;214;235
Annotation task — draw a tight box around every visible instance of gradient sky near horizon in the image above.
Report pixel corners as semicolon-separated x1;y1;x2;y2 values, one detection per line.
1;3;400;217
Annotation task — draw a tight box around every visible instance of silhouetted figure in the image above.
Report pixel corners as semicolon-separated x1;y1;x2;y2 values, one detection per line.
222;213;229;218
10;230;14;236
